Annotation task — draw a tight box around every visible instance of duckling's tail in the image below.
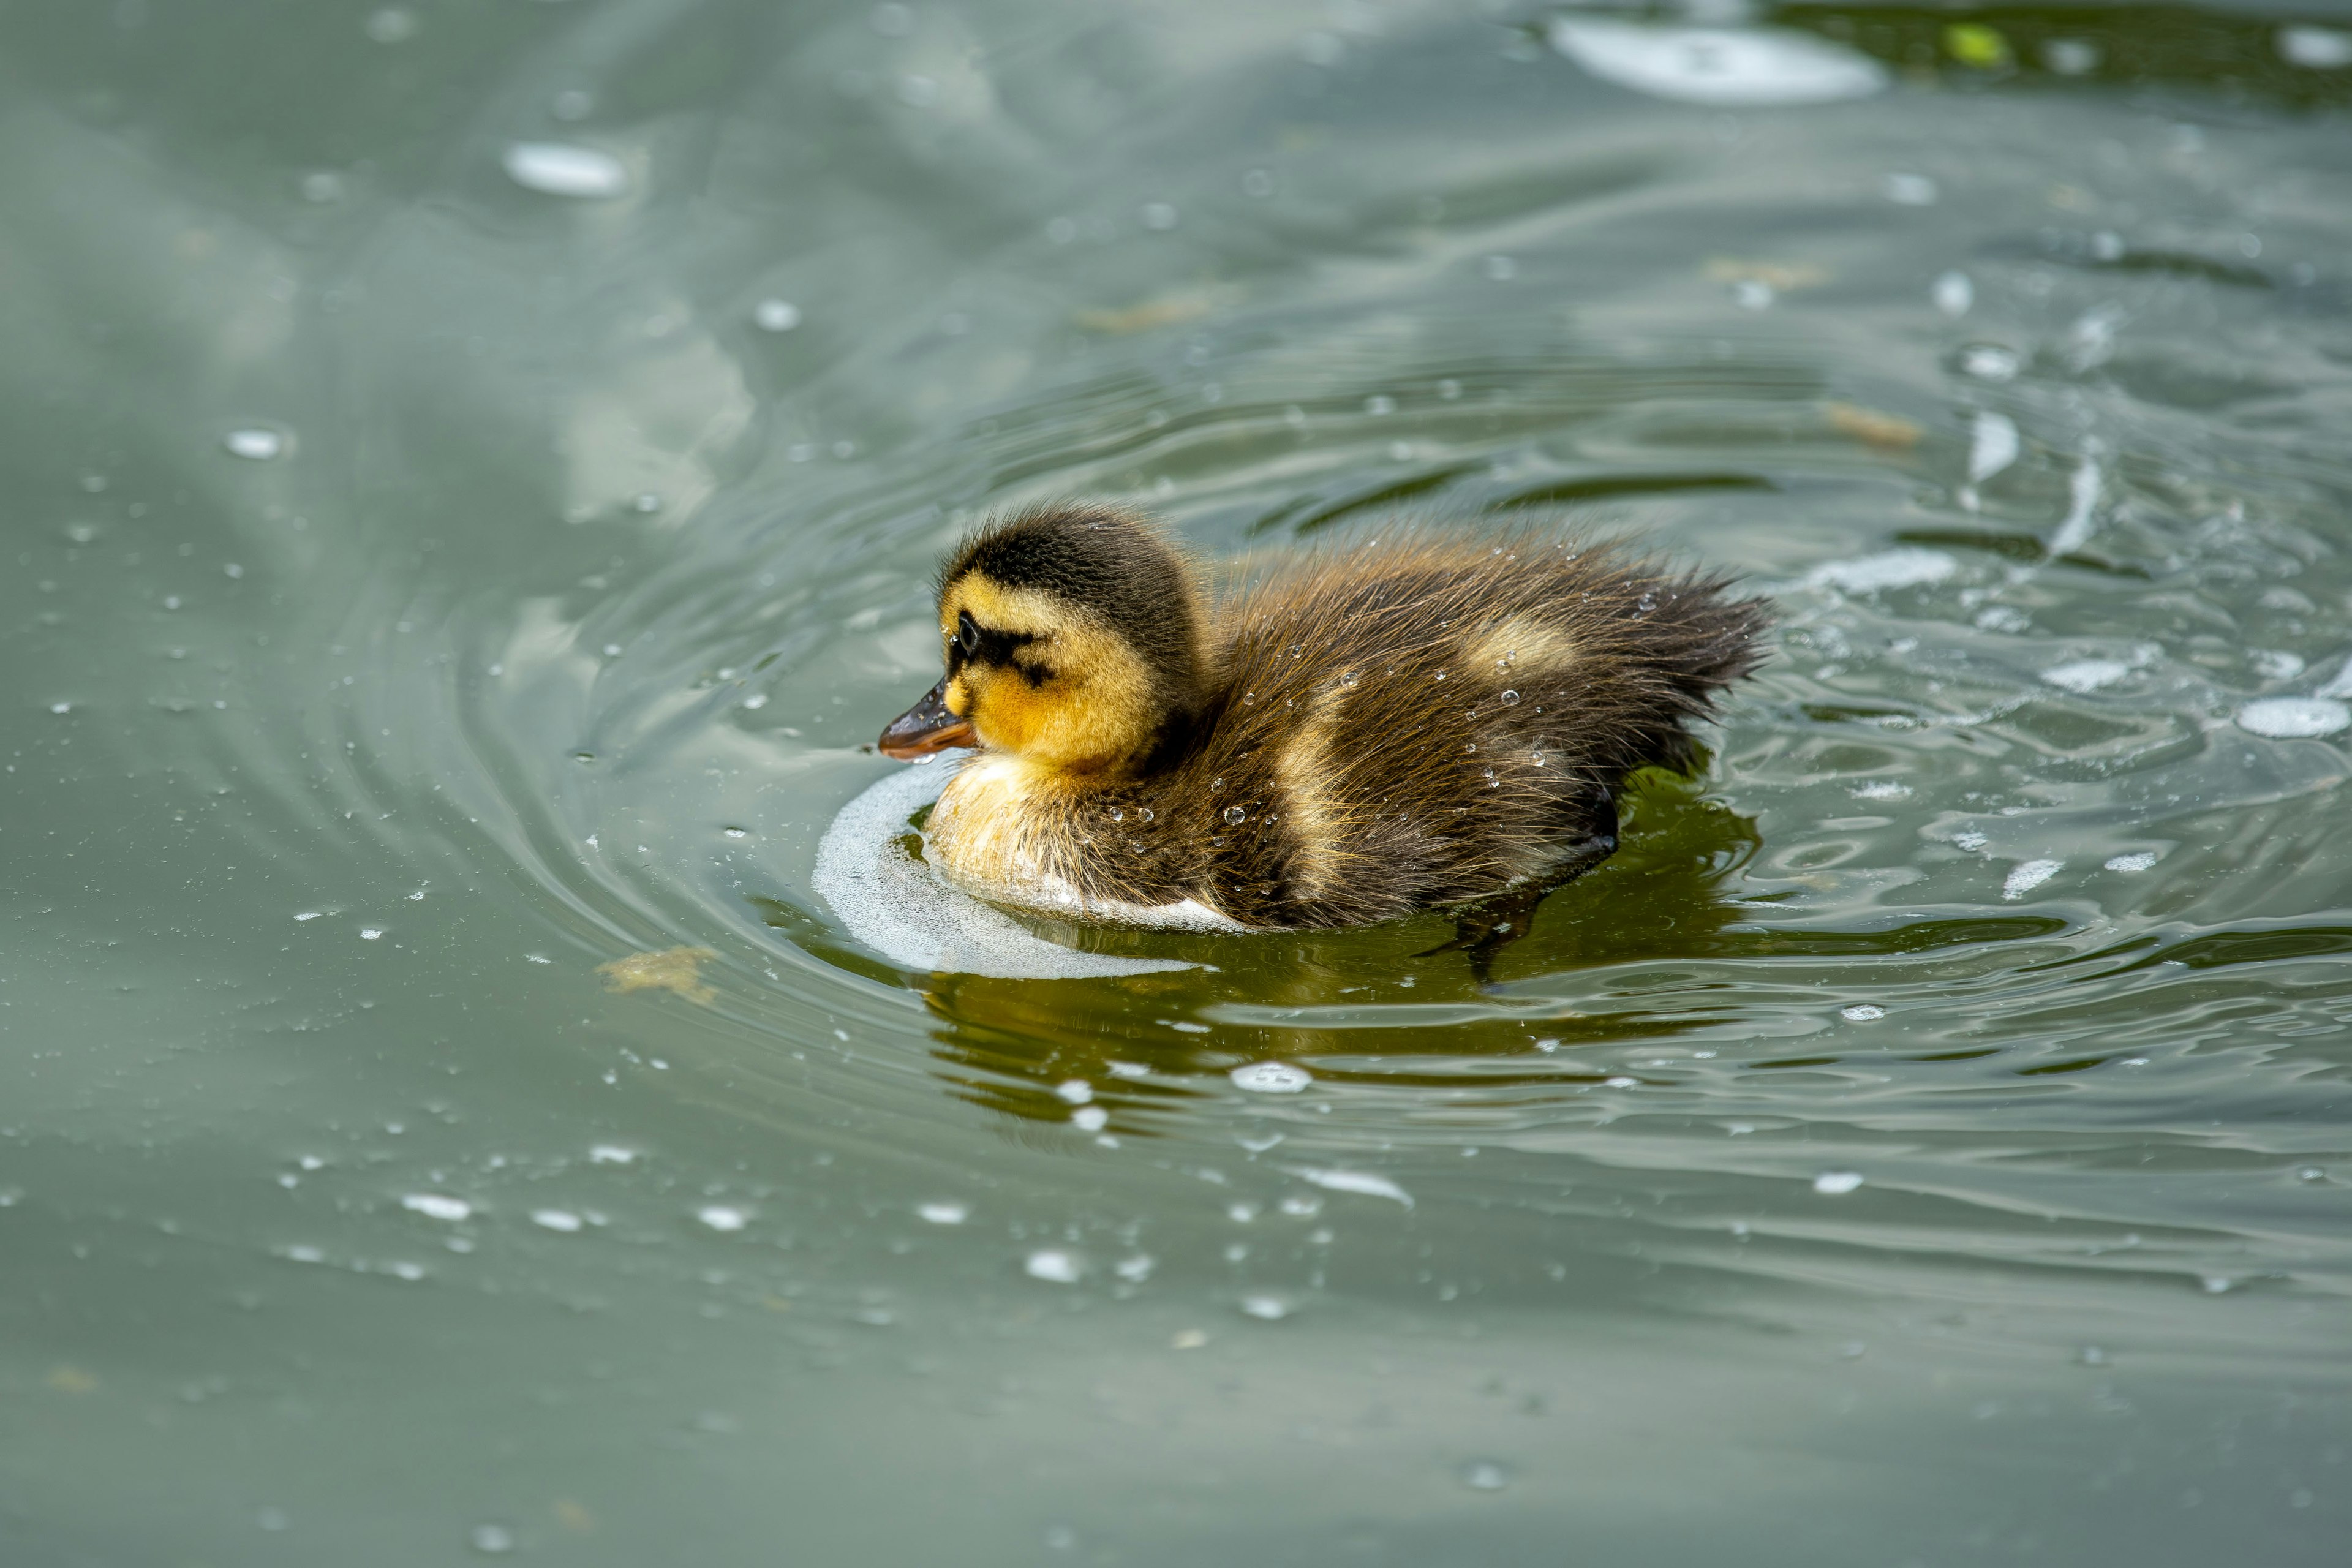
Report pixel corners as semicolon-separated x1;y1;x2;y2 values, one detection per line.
1610;568;1774;776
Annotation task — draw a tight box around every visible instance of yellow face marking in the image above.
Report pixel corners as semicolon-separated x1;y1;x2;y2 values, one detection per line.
1469;616;1576;682
937;571;1164;774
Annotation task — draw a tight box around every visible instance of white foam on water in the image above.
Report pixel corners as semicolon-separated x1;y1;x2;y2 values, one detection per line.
1932;270;1973;316
2280;25;2352;69
1230;1061;1313;1093
916;1201;968;1225
1024;1248;1082;1283
1807;549;1957;594
530;1209;582;1233
1812;1171;1864;1195
2236;698;2350;739
1238;1293;1291;1320
401;1193;470;1221
2003;859;2062;900
1841;1005;1885;1022
695;1205;747;1231
2317;658;2352;701
1968;410;2020;483
2105;852;2158;873
811;761;1194;980
2252;650;2306;682
1289;1167;1413;1208
2041;658;2131;695
502;141;628;198
2049;450;2101;555
224;428;284;460
1547;18;1888;105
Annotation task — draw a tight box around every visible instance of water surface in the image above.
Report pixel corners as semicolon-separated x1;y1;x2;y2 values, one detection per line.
4;1;2351;1562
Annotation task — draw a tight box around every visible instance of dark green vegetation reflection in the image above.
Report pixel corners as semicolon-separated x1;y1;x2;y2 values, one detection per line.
4;1;2351;1564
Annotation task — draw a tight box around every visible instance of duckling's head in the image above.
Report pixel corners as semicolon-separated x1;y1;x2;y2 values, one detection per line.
879;505;1207;777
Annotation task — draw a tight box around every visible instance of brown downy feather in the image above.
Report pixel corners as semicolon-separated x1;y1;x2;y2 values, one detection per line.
905;507;1768;930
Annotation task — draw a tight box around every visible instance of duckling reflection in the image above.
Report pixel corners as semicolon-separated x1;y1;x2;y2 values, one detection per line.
910;775;1763;1133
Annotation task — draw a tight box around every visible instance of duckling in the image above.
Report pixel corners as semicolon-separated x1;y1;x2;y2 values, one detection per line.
878;503;1768;930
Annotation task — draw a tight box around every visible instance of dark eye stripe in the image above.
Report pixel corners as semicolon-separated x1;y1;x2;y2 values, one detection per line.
948;611;1039;669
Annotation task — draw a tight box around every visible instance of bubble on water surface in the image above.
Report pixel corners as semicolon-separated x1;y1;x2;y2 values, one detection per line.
402;1194;470;1221
916;1201;968;1225
1884;173;1937;206
1547;18;1887;105
2041;659;2131;695
1807;549;1956;594
754;298;801;332
1230;1062;1312;1094
1841;1005;1885;1022
2235;698;2348;739
2003;859;2062;900
588;1144;635;1164
1025;1249;1081;1283
1459;1460;1513;1491
502;142;628;198
224;428;284;460
696;1205;747;1232
1290;1167;1412;1207
1813;1171;1864;1195
530;1210;582;1233
2279;25;2352;68
2105;851;2158;873
1850;781;1909;801
810;763;1200;979
1070;1106;1108;1132
2250;650;2305;682
1932;270;1973;315
1968;410;2020;482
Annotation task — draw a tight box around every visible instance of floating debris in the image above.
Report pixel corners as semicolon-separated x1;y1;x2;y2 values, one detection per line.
502;141;627;198
1289;1167;1413;1208
2236;698;2349;739
598;946;718;1004
2003;859;2062;900
1548;17;1888;105
1229;1061;1313;1093
1024;1248;1082;1283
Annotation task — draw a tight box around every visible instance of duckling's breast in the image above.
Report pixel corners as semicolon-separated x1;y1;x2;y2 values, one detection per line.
927;755;1244;929
927;753;1063;894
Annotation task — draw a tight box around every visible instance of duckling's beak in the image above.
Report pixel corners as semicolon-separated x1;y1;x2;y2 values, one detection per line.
878;678;975;760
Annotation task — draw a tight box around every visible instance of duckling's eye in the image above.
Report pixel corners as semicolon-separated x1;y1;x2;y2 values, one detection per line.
956;611;980;656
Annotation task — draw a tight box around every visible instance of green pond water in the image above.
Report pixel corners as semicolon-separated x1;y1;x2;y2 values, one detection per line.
6;1;2352;1562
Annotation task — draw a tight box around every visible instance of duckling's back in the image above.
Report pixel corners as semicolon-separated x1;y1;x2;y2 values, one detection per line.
1185;529;1768;927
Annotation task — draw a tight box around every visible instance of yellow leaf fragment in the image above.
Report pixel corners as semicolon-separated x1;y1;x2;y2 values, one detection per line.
47;1365;98;1394
1704;258;1830;291
1826;402;1924;451
1073;287;1230;334
1944;23;2011;69
597;946;718;1004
